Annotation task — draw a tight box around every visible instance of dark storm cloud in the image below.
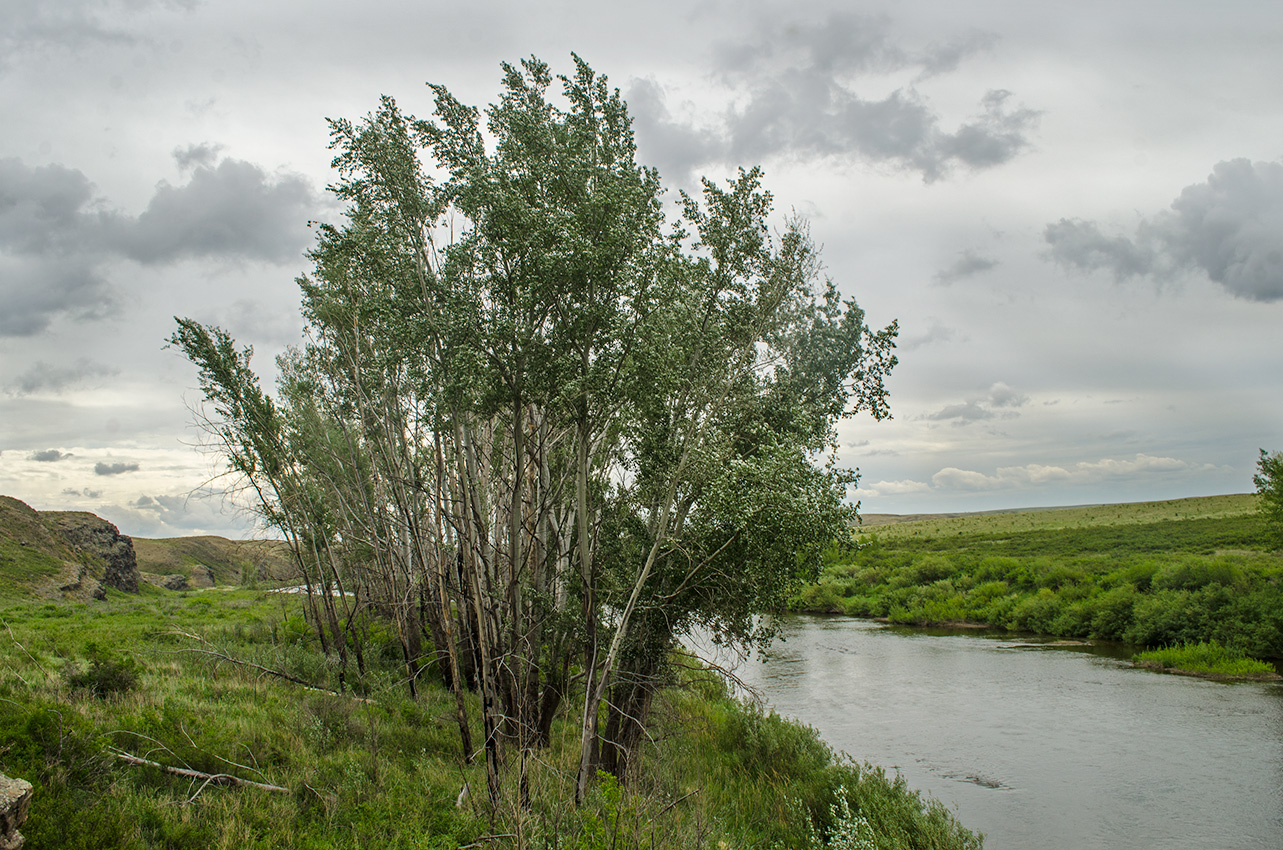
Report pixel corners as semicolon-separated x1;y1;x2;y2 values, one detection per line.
1046;158;1283;302
94;461;139;476
0;153;320;335
926;381;1028;424
934;249;999;284
631;12;1037;182
31;449;72;462
6;358;119;395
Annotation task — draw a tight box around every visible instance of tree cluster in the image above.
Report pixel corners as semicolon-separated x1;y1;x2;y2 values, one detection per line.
171;56;896;808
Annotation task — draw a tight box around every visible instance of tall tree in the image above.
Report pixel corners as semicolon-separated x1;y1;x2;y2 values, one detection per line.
1255;449;1283;547
172;55;897;810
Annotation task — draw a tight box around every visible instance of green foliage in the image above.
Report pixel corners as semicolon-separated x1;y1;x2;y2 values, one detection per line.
798;498;1283;662
63;642;141;697
1254;449;1283;547
1135;640;1278;678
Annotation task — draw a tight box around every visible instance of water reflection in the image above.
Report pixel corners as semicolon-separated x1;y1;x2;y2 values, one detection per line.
727;616;1283;850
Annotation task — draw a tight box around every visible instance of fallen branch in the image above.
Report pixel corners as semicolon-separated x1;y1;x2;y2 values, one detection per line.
110;748;290;794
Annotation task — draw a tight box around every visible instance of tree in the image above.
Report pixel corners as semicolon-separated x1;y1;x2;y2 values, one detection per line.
171;54;896;811
1255;449;1283;547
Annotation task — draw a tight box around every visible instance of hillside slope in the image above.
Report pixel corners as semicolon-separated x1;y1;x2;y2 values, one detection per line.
0;496;292;597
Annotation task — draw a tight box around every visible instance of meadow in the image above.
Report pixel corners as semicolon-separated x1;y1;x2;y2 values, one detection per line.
796;494;1283;667
0;583;981;849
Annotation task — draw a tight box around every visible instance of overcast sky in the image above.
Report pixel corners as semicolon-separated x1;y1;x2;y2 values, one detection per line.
2;0;1281;539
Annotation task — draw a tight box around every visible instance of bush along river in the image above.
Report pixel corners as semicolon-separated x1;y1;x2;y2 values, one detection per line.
731;616;1283;850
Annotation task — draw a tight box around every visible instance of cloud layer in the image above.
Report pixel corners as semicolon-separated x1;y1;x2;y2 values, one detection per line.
1046;158;1283;301
0;153;319;336
630;12;1039;182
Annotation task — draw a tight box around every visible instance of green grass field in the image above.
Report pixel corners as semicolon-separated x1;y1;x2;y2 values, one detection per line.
0;584;981;849
798;494;1283;664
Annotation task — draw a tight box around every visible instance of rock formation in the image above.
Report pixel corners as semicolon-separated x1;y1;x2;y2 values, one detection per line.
44;511;140;594
0;774;31;850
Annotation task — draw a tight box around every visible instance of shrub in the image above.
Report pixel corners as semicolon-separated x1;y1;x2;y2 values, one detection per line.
64;642;140;697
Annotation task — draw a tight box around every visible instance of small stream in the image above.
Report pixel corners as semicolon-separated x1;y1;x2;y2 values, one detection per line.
726;616;1283;850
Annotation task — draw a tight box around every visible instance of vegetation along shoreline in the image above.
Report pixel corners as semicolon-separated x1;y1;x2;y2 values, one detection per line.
792;493;1283;678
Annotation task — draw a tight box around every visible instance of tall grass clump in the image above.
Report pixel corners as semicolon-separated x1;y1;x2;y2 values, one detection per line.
1134;640;1279;678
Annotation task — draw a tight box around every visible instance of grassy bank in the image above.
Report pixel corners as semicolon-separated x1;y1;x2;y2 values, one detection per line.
0;586;980;849
796;495;1283;662
1134;640;1279;680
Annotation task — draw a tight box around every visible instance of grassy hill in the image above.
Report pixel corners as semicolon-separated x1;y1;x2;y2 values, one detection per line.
131;536;293;586
799;493;1283;660
0;496;293;598
0;496;79;594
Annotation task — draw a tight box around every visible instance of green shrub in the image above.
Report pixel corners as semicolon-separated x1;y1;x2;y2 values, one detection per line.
64;642;141;697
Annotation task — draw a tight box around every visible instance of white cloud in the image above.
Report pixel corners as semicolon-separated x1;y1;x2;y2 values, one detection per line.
856;478;933;496
931;453;1198;492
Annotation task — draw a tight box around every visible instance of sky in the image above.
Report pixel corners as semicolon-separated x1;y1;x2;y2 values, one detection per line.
2;0;1281;539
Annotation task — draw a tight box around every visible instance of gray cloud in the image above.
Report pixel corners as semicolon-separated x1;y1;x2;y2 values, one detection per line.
926;381;1028;424
31;449;72;462
1045;158;1283;301
0;152;320;335
6;358;119;395
62;487;102;498
94;461;139;475
633;12;1037;182
173;142;225;171
900;320;960;351
0;0;197;70
624;78;723;185
126;157;317;264
99;490;258;538
934;249;999;284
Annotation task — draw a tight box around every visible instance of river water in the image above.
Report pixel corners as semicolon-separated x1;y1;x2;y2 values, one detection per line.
725;616;1283;850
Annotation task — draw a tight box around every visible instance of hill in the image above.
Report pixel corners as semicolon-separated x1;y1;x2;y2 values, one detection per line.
0;496;292;597
131;535;293;586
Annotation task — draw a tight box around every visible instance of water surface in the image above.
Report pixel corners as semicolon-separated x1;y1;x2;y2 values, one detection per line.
731;616;1283;850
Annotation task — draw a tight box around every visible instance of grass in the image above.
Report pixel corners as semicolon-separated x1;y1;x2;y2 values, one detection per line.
0;585;982;849
1134;641;1279;679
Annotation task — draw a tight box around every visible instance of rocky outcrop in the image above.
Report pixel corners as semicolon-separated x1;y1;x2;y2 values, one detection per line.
0;774;31;850
44;512;140;594
142;573;189;591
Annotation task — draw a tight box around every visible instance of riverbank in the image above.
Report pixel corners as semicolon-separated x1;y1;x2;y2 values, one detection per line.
1133;640;1281;681
795;495;1283;665
0;586;981;849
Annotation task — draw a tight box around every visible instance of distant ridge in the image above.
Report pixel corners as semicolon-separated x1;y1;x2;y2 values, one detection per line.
857;493;1257;534
0;495;292;597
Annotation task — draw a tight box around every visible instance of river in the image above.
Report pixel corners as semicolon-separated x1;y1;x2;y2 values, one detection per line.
724;616;1283;850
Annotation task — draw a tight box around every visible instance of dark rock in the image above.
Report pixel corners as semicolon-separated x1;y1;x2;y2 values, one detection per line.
44;512;140;594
